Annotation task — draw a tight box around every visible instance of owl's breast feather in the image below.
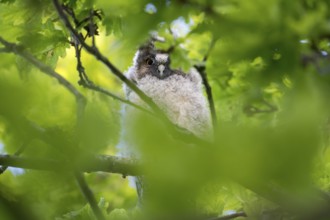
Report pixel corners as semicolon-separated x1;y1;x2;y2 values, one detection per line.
130;74;211;138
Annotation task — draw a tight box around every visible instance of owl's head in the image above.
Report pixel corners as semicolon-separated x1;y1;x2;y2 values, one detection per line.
134;43;172;80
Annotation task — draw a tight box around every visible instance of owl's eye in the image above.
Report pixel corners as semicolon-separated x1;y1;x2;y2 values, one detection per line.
146;58;154;65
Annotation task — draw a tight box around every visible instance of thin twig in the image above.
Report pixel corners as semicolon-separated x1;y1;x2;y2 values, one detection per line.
0;36;86;105
0;36;87;120
208;211;247;220
209;208;290;220
0;143;29;174
74;172;106;220
194;38;218;131
196;65;217;128
89;9;96;48
83;83;153;114
243;101;278;117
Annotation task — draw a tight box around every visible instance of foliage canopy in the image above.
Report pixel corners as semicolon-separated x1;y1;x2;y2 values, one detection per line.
0;0;330;219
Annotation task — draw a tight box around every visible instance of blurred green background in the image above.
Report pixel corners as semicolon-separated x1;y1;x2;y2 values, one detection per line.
0;0;330;219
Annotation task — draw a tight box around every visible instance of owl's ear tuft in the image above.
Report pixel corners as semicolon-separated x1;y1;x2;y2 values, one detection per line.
139;41;155;52
150;31;166;43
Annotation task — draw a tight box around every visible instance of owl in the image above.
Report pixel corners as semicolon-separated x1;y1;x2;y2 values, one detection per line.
119;42;212;205
123;43;212;138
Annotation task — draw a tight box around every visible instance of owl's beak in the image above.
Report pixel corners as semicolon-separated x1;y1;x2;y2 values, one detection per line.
158;64;165;76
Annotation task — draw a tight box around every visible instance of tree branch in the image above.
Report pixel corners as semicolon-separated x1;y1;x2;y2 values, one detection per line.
0;143;28;174
68;15;151;114
0;47;10;53
52;0;160;115
0;154;140;176
2;153;330;219
74;172;106;220
52;0;208;146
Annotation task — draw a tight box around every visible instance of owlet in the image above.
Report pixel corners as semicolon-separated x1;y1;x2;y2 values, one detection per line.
119;42;212;205
123;43;212;138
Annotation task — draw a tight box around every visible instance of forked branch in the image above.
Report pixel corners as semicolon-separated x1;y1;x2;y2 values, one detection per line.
53;0;209;145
